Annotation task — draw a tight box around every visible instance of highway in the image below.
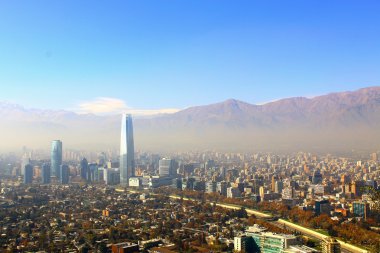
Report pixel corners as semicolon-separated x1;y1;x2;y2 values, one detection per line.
124;188;369;253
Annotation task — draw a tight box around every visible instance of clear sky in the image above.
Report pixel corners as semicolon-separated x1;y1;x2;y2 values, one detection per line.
0;0;380;114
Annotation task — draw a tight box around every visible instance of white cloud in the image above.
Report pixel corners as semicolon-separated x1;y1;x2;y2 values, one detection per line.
75;97;180;116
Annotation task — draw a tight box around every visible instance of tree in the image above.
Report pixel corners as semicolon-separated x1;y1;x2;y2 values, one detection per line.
367;187;380;212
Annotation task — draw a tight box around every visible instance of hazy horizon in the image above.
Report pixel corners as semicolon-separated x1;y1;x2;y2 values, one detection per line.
0;86;380;153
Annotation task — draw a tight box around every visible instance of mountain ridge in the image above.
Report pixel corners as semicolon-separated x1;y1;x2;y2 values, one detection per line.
1;86;380;152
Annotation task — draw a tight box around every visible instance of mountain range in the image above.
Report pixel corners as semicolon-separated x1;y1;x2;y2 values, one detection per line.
1;86;380;153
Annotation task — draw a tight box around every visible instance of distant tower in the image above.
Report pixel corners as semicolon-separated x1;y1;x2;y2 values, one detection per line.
23;164;33;184
41;163;51;184
159;158;176;177
51;140;62;178
120;114;135;185
80;158;88;180
271;175;277;192
60;165;69;184
275;180;283;194
21;156;31;176
312;170;323;184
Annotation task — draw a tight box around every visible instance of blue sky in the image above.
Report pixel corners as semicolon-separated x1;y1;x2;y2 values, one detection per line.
0;0;380;114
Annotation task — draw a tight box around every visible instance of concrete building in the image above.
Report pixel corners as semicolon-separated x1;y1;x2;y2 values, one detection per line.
321;237;341;253
227;187;241;198
159;158;177;177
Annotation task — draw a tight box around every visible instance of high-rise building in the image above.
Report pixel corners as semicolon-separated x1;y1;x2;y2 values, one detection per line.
60;165;69;184
370;152;378;162
206;181;217;193
159;158;176;177
271;175;277;192
321;237;341;253
259;186;265;200
23;164;33;184
352;180;365;197
234;235;255;253
21;156;31;176
217;181;228;196
89;163;98;182
275;180;283;194
352;201;370;220
80;158;88;180
104;168;120;185
51;140;62;178
120;114;135;185
41;163;51;184
312;170;323;184
315;199;331;215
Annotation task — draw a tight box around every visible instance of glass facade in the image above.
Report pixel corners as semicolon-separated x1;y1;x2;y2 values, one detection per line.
159;158;175;177
60;164;69;184
41;163;51;184
51;140;62;178
245;232;297;253
23;164;33;184
120;114;135;185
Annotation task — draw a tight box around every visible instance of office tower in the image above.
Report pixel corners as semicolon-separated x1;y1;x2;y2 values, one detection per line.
183;164;195;177
321;237;341;253
80;158;88;180
41;163;51;184
217;181;228;196
220;166;227;179
104;168;120;185
23;164;33;184
275;180;284;194
51;140;63;178
352;180;365;197
234;235;255;253
60;165;69;184
271;175;277;192
312;170;323;184
206;181;217;193
159;158;176;177
89;163;98;182
259;186;265;200
120;114;135;185
315;199;331;215
21;156;31;176
353;201;370;220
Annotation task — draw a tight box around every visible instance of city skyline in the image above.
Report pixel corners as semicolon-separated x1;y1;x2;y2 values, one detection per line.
1;1;379;252
1;1;380;114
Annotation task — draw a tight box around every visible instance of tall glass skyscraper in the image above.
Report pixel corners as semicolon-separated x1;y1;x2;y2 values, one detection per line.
120;114;135;185
51;140;62;179
23;164;33;184
41;163;51;184
80;158;88;180
60;164;69;184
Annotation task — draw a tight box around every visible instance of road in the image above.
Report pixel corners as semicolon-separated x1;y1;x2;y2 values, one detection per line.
123;188;369;253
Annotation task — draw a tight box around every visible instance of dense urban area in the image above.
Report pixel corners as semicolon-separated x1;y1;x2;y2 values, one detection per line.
0;147;379;253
